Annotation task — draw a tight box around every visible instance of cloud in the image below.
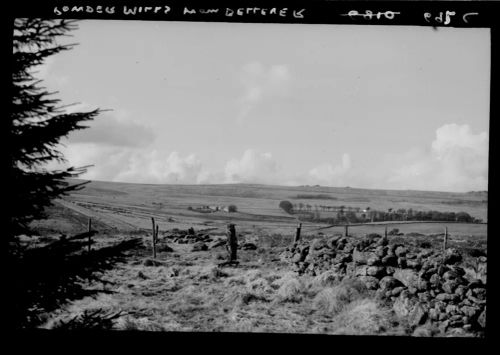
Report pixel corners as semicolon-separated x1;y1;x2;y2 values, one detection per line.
114;151;203;184
60;145;204;184
224;149;280;183
388;124;488;192
68;112;155;148
307;153;353;186
237;61;292;121
50;123;487;192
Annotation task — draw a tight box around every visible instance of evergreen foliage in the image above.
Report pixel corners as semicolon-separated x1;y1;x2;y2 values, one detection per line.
10;19;101;236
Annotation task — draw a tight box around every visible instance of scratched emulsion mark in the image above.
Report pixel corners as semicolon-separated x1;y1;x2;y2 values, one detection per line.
423;11;479;26
341;10;401;21
53;5;306;19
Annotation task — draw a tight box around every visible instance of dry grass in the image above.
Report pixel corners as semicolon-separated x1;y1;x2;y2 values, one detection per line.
331;299;395;335
313;278;369;315
274;274;306;303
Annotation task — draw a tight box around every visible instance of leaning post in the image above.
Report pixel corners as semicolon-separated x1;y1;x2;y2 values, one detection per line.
294;223;302;243
227;223;237;263
151;217;157;259
88;218;92;253
443;226;448;252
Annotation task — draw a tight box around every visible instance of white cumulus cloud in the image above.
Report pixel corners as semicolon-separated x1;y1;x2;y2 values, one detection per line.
388;123;488;192
59;144;204;184
308;153;352;186
224;149;279;184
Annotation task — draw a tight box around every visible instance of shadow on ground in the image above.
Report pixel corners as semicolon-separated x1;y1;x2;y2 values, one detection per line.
8;237;143;329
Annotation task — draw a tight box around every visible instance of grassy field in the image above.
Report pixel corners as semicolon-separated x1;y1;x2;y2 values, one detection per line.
31;179;487;237
21;179;487;335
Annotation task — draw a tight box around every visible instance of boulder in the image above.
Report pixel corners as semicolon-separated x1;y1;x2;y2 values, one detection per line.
406;253;417;260
397;257;407;268
375;246;387;258
191;242;208;252
445;304;459;316
429;308;439;321
359;275;379;290
454;285;467;298
417;291;431;303
467;279;485;290
326;236;341;249
343;243;355;253
393;293;417;318
143;258;163;267
385;266;396;275
409;302;428;327
379;276;404;292
376;235;389;246
443;248;462;265
393;268;418;288
366;266;385;278
367;255;382;266
429;273;441;289
472;287;486;300
477;308;486;328
415;278;429;292
436;293;454;302
365;233;382;244
241;242;258;250
381;255;398;266
418;249;434;258
406;259;422;270
443;270;460;281
395;246;408;257
352;249;369;265
460;305;481;319
335;253;352;264
311;238;329;251
157;244;174;252
442;280;459;294
391;287;405;297
354;265;369;277
292;253;302;263
419;267;437;280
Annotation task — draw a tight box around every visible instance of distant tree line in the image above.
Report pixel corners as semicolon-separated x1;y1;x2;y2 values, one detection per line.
291;194;338;200
278;200;482;224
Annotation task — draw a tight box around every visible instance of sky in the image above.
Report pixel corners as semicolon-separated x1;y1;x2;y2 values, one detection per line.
36;20;490;192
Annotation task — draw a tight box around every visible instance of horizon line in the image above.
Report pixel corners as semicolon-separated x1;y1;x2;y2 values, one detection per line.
67;177;488;195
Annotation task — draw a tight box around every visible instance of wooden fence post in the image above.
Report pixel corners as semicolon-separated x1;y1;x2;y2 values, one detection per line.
385;225;388;238
227;223;237;262
344;224;349;237
151;217;157;259
294;223;302;243
443;226;448;251
88;218;92;252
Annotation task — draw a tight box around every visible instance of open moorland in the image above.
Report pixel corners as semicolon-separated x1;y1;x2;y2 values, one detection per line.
16;179;487;336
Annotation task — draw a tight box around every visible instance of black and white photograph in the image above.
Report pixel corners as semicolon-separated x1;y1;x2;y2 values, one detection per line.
8;1;491;338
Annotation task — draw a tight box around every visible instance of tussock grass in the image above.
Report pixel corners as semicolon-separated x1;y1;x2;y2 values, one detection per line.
115;316;168;331
413;323;441;337
247;277;274;295
307;270;343;297
274;275;305;303
331;299;394;335
222;288;269;306
224;275;246;287
313;278;369;315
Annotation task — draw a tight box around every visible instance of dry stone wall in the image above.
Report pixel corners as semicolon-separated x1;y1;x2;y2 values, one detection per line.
280;233;487;334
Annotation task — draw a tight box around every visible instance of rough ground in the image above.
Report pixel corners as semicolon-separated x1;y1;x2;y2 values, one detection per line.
18;228;485;337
